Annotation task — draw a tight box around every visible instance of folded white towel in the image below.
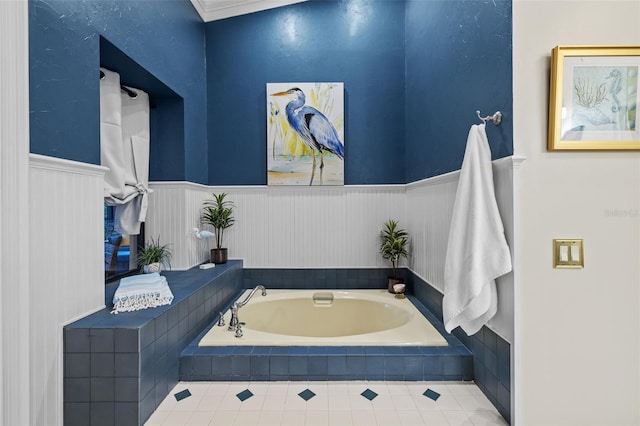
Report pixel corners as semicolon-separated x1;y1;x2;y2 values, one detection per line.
443;124;512;335
111;272;173;314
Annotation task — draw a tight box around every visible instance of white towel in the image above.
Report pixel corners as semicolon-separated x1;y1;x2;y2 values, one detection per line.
100;68;125;201
111;272;173;314
443;124;512;335
100;68;152;236
114;86;152;235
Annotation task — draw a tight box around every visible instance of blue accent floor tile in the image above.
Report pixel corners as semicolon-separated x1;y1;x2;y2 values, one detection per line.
298;389;316;401
423;388;440;401
174;389;191;401
361;388;378;401
236;389;253;401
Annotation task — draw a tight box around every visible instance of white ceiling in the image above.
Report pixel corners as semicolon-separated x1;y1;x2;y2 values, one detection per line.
190;0;307;21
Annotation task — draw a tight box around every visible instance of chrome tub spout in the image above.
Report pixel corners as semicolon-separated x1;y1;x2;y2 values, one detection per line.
229;285;267;331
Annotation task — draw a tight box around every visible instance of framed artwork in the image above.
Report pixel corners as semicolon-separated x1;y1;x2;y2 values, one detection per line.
548;45;640;150
267;82;344;185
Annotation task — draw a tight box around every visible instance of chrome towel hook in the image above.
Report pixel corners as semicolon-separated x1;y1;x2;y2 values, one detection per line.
476;110;502;125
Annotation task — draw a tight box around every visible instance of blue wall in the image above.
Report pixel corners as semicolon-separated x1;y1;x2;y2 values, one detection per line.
29;0;208;183
405;0;513;180
206;0;512;185
206;0;407;185
29;0;512;185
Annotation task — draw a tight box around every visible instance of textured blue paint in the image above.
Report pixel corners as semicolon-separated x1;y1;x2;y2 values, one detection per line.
405;0;513;181
206;0;512;184
29;0;513;185
100;37;186;181
206;0;406;185
29;0;208;183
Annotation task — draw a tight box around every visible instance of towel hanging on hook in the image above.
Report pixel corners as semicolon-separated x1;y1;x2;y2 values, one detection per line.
476;110;502;125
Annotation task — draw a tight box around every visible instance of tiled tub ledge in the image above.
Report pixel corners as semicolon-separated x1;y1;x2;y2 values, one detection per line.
179;295;474;382
63;260;244;426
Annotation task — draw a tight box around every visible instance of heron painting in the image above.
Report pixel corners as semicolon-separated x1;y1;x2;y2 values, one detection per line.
267;82;344;186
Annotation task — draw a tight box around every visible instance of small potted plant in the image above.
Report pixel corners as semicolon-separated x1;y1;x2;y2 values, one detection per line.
201;192;235;264
137;236;172;273
379;219;409;293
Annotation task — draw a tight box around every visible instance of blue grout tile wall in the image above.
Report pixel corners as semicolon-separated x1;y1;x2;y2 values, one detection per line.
243;267;407;290
63;261;244;426
411;272;511;423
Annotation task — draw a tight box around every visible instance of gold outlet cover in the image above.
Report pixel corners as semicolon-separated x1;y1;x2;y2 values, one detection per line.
553;239;584;268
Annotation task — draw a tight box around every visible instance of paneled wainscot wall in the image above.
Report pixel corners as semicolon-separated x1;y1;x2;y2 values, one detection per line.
29;154;108;425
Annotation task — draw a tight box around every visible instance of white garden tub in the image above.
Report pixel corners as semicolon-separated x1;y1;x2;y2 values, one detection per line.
198;289;448;346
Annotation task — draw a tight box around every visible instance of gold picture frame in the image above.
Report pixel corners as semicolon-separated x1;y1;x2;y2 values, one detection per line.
548;45;640;151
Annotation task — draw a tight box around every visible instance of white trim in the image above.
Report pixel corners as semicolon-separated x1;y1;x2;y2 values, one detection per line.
189;0;308;22
406;169;460;188
406;155;525;190
30;153;108;176
0;0;31;424
149;181;405;191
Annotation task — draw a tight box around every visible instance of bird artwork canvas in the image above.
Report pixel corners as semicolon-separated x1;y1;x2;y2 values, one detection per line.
267;82;345;185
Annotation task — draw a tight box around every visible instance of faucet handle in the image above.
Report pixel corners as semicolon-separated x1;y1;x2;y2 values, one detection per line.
234;323;243;338
217;312;225;327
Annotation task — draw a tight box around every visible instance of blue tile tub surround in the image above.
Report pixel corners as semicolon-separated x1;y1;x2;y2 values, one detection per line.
179;294;473;382
411;271;511;424
63;260;244;426
243;267;408;290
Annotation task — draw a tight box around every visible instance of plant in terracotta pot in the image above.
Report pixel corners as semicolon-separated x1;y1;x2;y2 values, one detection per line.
379;219;409;293
137;236;172;273
201;192;235;264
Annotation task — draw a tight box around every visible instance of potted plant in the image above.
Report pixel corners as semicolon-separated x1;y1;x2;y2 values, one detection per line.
201;192;235;264
137;236;172;273
379;219;409;293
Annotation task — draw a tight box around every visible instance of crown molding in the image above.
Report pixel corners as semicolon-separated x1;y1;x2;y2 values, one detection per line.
190;0;307;22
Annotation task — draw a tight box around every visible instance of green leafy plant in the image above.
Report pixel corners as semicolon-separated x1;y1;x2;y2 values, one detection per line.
136;236;172;270
379;219;409;280
201;192;235;249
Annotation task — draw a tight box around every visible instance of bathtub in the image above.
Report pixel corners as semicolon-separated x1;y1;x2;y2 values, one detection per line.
198;289;448;346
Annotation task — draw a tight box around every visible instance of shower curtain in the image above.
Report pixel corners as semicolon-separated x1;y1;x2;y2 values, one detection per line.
100;67;152;235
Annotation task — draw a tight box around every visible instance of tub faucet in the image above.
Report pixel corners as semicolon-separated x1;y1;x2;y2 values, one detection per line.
228;285;267;331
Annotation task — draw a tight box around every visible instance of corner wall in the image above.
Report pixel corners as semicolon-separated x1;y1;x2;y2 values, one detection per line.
29;156;107;425
513;1;640;424
0;1;30;423
404;0;513;180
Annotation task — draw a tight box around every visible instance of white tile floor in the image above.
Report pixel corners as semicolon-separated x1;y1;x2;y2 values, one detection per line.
145;381;508;425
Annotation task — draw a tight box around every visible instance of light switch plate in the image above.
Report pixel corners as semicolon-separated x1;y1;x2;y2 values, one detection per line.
553;239;584;268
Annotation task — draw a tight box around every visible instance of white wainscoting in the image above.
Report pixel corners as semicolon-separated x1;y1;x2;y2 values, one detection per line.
1;1;30;424
405;156;522;343
29;154;107;425
147;183;407;269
